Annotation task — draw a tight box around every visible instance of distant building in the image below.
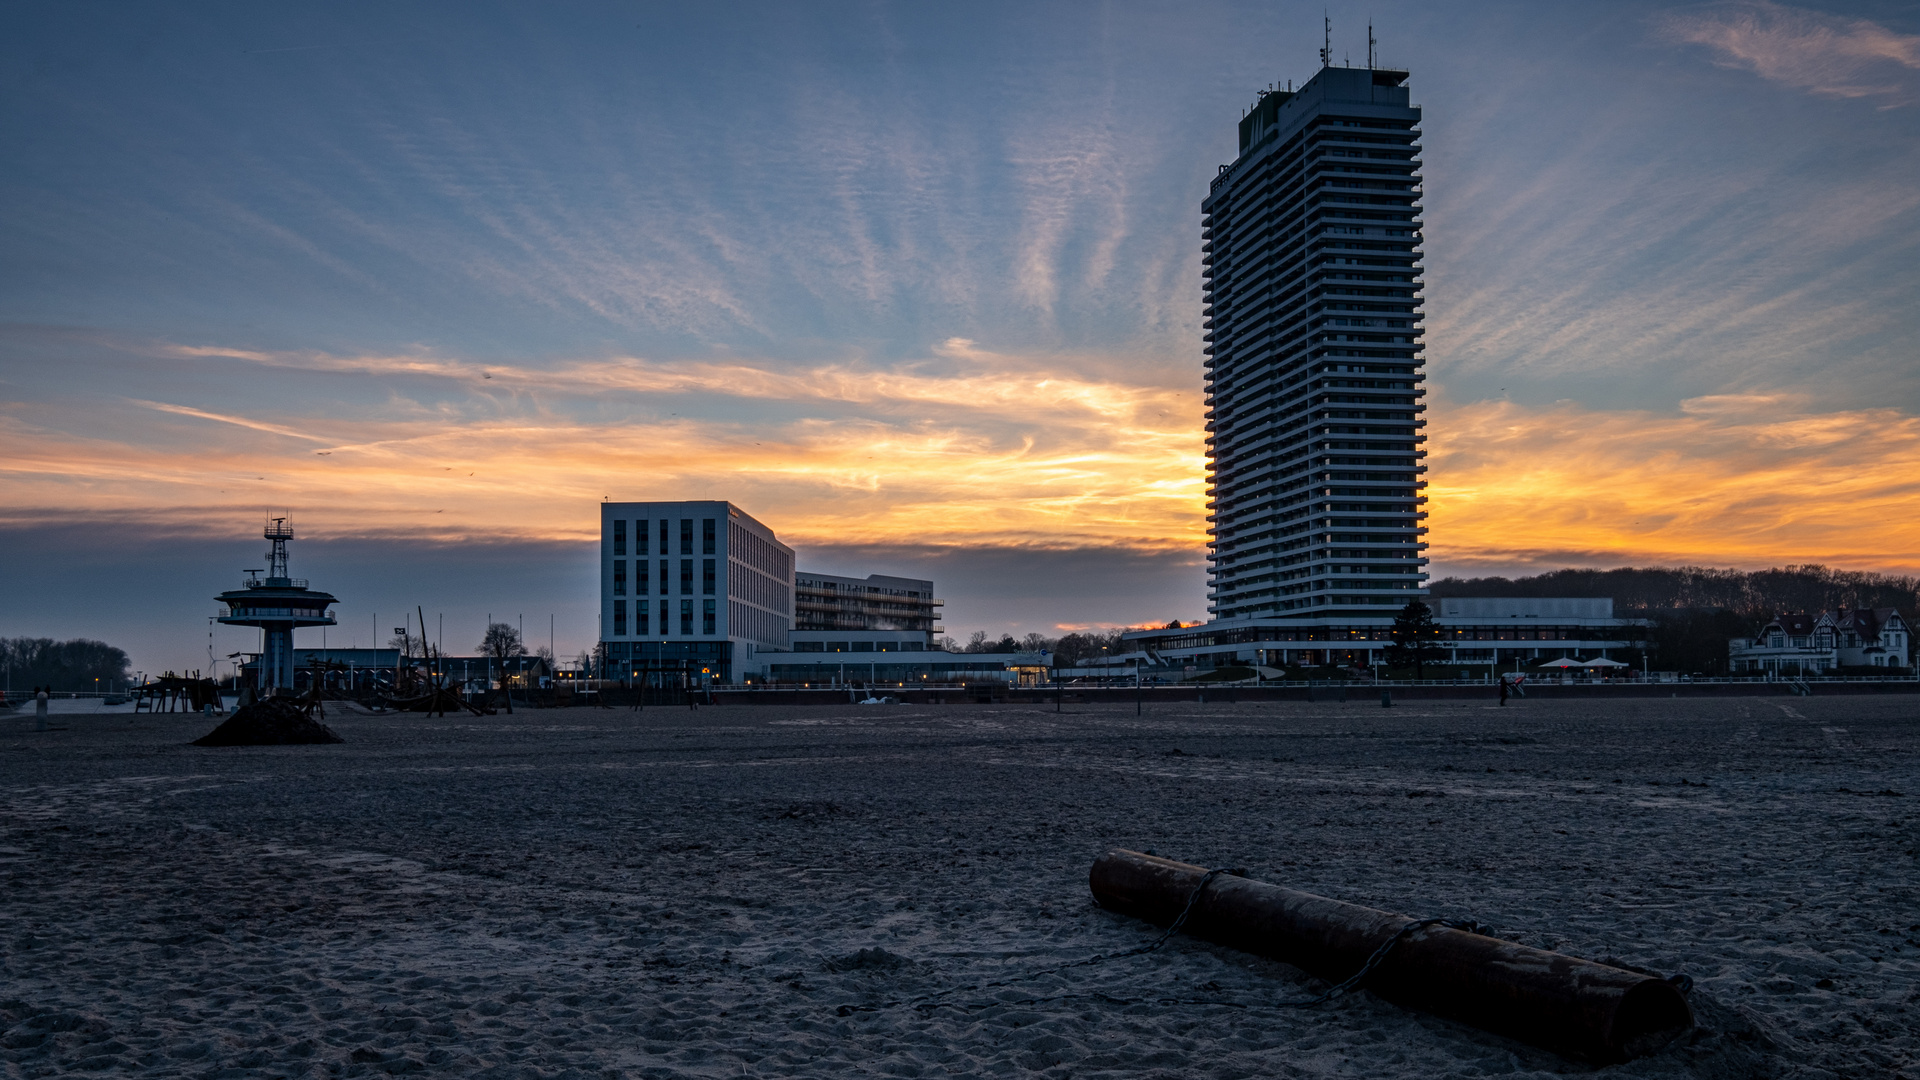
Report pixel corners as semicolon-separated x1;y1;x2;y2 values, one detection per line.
421;654;553;692
1127;597;1646;671
239;649;556;693
1728;612;1827;674
1730;608;1912;674
1432;598;1646;667
599;501;794;685
239;648;395;693
756;651;1051;687
793;571;942;648
1822;607;1911;669
786;635;928;654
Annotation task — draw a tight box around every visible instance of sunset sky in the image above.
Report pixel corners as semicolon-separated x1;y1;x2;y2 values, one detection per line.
3;1;1917;675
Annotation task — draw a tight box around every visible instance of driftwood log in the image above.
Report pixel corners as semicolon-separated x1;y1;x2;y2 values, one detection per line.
1089;849;1692;1062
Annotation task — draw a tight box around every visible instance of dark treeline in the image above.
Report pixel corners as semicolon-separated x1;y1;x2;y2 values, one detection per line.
1;637;134;693
1429;565;1919;621
943;629;1130;667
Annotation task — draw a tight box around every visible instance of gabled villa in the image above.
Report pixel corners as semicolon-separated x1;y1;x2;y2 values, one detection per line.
1729;608;1912;674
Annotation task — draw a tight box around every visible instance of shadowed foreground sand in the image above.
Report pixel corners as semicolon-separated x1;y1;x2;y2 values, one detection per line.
2;696;1915;1078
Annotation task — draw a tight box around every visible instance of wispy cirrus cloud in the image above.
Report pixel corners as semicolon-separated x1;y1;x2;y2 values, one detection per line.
165;336;1196;421
1426;22;1920;413
128;400;331;443
1656;1;1920;106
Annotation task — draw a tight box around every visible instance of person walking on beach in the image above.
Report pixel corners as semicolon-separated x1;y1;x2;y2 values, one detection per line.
1497;675;1509;707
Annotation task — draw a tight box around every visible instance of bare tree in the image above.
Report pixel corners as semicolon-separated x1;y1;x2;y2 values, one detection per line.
478;622;526;713
1052;630;1125;668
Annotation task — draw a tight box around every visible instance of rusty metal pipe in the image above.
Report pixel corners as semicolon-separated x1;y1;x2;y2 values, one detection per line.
1089;849;1692;1062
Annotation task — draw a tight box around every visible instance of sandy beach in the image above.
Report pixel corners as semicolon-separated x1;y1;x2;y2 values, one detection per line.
2;695;1914;1078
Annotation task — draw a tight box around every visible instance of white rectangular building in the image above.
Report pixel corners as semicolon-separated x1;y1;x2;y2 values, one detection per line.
599;501;793;685
1125;597;1646;671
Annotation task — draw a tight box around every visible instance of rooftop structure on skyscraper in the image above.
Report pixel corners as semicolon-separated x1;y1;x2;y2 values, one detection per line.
216;518;338;692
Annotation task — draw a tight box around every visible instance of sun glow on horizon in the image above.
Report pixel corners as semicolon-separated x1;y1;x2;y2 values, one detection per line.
3;341;1916;579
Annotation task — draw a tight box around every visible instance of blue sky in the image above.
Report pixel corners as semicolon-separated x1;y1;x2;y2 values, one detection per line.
2;1;1916;674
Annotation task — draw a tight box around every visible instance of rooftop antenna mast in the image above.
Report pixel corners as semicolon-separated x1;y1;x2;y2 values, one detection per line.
1320;12;1331;68
1369;21;1377;68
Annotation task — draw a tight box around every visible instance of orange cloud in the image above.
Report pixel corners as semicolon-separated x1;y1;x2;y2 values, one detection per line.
5;342;1917;579
0;344;1209;551
1428;394;1920;573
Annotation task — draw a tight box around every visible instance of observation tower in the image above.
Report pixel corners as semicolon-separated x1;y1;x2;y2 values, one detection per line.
216;518;337;693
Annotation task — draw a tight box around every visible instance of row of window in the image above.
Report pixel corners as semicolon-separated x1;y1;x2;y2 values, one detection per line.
611;599;717;637
611;559;716;596
611;518;718;557
730;600;788;648
1766;633;1881;649
791;641;928;653
223;607;331;619
729;520;792;581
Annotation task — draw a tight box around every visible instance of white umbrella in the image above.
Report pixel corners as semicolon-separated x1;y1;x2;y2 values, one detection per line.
1582;657;1629;668
1540;657;1584;668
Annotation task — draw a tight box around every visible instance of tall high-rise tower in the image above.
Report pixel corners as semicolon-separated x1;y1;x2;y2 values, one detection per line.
1201;64;1428;626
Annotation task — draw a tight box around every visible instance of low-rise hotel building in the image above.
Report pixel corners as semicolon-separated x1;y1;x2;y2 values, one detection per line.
599;501;794;685
1125;597;1646;671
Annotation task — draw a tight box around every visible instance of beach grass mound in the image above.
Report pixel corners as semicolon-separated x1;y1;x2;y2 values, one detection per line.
193;698;343;746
